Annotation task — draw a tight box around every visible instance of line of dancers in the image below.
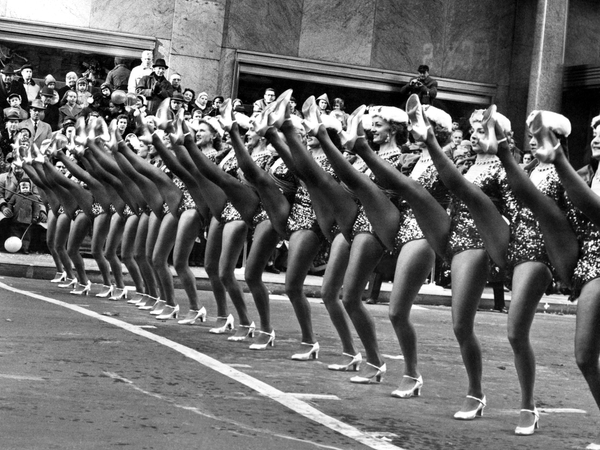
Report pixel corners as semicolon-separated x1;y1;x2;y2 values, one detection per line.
11;90;600;447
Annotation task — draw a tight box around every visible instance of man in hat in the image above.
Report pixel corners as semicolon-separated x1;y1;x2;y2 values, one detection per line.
128;50;153;94
400;64;438;105
135;58;174;115
19;64;40;103
20;100;52;149
39;87;60;131
0;65;29;116
105;56;131;92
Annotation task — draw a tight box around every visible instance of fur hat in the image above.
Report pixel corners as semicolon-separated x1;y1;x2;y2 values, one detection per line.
369;106;409;124
423;105;453;132
526;110;571;137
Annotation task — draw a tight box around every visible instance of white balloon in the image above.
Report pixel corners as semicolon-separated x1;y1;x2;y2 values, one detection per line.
4;236;22;253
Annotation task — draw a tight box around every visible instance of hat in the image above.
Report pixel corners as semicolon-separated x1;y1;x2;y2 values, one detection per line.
30;99;46;110
62;118;76;128
152;58;168;68
316;93;330;107
100;82;111;90
0;65;16;75
5;152;14;162
136;95;147;106
418;65;429;73
203;117;224;138
40;86;55;97
7;93;21;101
525;110;570;137
44;74;56;85
471;108;512;135
171;92;184;102
369;106;409;124
4;109;20;121
20;63;33;72
76;77;88;85
423;105;453;132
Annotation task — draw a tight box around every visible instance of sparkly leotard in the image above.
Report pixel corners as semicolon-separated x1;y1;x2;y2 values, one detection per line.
447;156;517;257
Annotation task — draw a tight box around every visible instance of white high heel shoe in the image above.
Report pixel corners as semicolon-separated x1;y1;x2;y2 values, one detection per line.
95;284;115;298
109;286;131;301
156;304;179;320
178;307;207;325
328;352;362;371
209;314;234;334
149;299;167;315
350;362;387;384
454;395;487;420
291;342;319;361
249;330;275;350
50;271;67;283
515;407;539;435
70;280;91;296
227;322;256;341
391;375;423;398
58;278;77;288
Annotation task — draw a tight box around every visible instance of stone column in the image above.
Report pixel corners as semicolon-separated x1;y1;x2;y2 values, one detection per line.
526;0;569;113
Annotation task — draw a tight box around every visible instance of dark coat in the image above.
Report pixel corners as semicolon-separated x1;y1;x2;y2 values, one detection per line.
135;72;173;115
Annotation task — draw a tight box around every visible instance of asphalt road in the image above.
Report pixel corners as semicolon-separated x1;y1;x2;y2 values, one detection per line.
0;275;598;450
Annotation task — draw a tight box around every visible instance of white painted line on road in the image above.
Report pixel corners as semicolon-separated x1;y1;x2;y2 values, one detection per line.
0;373;45;381
288;393;341;401
539;408;587;414
1;282;406;450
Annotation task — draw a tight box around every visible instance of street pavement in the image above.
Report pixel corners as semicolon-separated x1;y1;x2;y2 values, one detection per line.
0;265;598;450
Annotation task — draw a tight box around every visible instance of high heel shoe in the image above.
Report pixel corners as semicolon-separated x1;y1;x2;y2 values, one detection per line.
328;352;362;371
350;362;387;384
301;96;322;135
339;105;366;152
249;330;275;350
515;407;539;436
70;280;91;296
209;314;234;334
149;299;167;315
291;342;320;361
391;375;423;398
228;322;256;341
95;284;115;298
156;304;179;320
138;296;159;310
405;94;431;141
58;278;77;289
127;292;145;304
454;395;487;420
50;271;67;283
178;306;207;325
109;286;130;301
268;89;293;129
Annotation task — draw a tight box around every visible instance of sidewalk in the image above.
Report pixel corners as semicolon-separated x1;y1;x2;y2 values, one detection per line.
0;251;577;315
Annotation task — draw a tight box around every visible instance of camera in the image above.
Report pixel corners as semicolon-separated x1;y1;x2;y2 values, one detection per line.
410;79;423;88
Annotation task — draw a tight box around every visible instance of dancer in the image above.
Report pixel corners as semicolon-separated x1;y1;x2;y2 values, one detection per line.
529;112;600;449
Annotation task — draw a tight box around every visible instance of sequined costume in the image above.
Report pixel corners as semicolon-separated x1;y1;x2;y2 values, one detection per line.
91;202;105;217
507;165;568;278
286;153;336;238
446;156;517;257
172;175;197;216
393;159;449;255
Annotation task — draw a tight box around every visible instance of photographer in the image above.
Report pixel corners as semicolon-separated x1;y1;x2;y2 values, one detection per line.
400;64;438;105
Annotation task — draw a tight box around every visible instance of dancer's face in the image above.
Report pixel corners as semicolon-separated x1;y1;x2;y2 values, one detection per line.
196;123;214;146
528;134;539;157
470;122;486;154
371;116;392;145
591;125;600;160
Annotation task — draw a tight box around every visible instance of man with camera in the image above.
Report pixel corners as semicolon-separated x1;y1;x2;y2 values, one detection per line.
400;64;438;105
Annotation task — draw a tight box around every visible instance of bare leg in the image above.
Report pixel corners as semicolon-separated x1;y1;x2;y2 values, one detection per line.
67;214;92;284
146;212;165;299
104;213;125;289
173;209;203;311
54;213;75;279
91;213;112;286
134;213;158;297
205;217;228;318
152;213;178;306
46;210;63;273
121;215;145;292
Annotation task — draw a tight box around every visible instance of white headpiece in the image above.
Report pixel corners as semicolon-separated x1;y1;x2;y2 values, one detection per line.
526;110;571;137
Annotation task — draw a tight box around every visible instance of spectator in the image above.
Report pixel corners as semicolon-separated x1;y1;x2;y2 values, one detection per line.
194;92;211;117
91;82;112;119
105;56;131;92
3;94;28;120
20;99;52;149
0;111;22;169
105;99;126;124
169;92;185;114
19;64;40;103
182;88;195;115
169;73;182;93
329;97;348;128
75;77;93;107
58;90;83;128
453;140;476;174
316;93;329;115
56;71;78;100
251;88;276;118
135;58;173;115
0;152;38;217
208;95;224;116
44;74;57;91
442;129;463;159
289;96;302;118
115;113;130;136
0;65;29;114
128;50;153;93
400;64;438;105
39;87;60;131
7;178;43;254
